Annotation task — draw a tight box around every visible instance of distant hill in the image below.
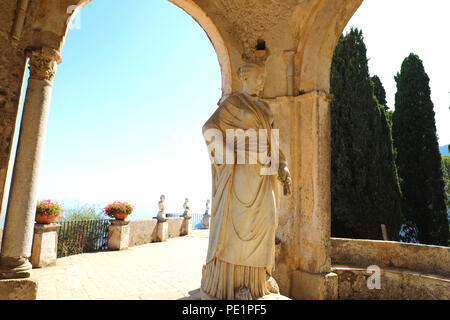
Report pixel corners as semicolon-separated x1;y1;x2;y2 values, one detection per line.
440;145;450;156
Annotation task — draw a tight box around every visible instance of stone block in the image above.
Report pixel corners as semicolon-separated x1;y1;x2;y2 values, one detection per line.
0;278;38;300
291;270;338;300
108;220;130;250
334;265;450;300
181;216;192;236
202;214;210;229
167;217;183;238
128;219;158;246
156;221;168;242
31;223;59;268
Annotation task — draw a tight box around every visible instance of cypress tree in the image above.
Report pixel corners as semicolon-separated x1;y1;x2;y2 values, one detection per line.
330;28;403;240
393;53;448;245
442;156;450;211
371;75;388;109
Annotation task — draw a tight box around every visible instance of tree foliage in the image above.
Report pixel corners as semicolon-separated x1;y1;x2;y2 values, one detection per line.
330;28;403;240
371;75;388;109
392;53;448;245
61;202;104;221
441;155;450;245
442;156;450;210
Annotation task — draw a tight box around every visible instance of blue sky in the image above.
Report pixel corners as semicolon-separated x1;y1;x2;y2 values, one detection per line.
3;0;221;223
344;0;450;144
1;0;449;224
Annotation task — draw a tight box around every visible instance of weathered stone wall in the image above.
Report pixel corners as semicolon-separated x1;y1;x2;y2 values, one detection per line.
334;266;450;300
0;1;28;223
167;217;184;238
128;219;158;247
331;238;450;278
331;238;450;300
128;218;187;247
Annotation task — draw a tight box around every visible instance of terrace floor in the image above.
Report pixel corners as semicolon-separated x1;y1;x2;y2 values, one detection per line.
31;229;209;300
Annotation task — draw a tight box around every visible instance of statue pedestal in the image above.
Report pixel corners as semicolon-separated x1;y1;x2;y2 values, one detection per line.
202;214;210;229
108;220;130;250
181;216;192;236
31;223;60;268
291;270;338;300
200;288;291;300
156;218;168;242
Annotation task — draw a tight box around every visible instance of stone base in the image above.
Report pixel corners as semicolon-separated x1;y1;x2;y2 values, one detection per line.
291;270;338;300
200;288;291;300
181;216;192;236
108;220;130;250
0;278;38;300
156;221;168;242
202;215;210;229
31;223;59;268
0;256;32;279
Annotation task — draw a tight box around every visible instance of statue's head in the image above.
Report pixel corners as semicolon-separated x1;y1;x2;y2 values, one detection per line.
160;195;165;201
237;61;266;96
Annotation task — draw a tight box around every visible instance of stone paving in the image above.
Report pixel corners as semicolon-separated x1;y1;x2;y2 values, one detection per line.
31;229;209;300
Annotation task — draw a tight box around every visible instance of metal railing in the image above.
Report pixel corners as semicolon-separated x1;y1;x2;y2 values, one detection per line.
165;213;205;229
57;219;111;258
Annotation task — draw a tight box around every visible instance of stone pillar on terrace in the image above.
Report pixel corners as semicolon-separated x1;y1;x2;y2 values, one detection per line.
290;90;337;300
202;214;210;229
156;217;168;242
108;220;130;250
31;223;60;268
266;90;337;299
181;215;192;236
0;47;62;280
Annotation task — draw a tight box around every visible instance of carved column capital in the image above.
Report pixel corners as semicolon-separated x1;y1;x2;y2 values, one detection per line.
28;48;62;82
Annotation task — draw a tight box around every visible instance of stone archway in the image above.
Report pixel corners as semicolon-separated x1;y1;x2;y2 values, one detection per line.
0;0;364;300
0;0;234;288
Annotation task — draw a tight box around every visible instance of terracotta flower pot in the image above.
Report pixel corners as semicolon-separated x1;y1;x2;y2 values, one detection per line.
35;214;57;224
114;213;129;220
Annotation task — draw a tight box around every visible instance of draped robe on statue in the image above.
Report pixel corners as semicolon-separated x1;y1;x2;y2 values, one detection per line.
201;92;287;299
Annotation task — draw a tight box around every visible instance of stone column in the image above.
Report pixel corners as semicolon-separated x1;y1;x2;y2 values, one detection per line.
290;90;337;299
108;220;130;250
31;223;60;268
265;91;337;299
202;214;210;229
181;215;192;236
156;217;168;242
0;47;62;280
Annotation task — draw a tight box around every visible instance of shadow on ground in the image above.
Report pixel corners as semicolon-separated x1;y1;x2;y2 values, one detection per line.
179;288;201;300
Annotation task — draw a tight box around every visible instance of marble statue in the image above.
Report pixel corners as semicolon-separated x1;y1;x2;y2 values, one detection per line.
200;61;292;300
157;195;166;218
182;198;190;217
204;199;210;215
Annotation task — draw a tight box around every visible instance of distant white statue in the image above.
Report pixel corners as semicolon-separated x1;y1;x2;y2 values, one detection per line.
182;198;190;216
157;195;166;218
204;199;210;215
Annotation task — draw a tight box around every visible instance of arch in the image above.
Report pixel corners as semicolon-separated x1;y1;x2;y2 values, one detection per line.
64;0;232;97
168;0;232;97
296;0;363;93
